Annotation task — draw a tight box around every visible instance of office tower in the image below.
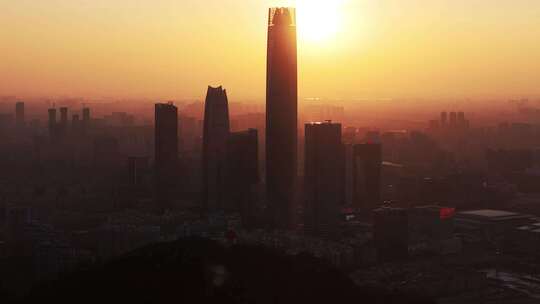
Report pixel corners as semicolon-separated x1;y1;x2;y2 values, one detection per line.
449;112;457;127
353;143;382;211
440;112;448;126
202;86;230;212
266;7;298;229
15;102;24;128
226;129;259;226
154;103;178;210
373;207;409;262
304;122;345;237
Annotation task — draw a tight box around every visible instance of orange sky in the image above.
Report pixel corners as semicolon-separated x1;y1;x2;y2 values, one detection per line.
1;0;540;101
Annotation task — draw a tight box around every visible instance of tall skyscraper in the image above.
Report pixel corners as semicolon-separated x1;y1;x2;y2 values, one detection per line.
154;103;178;211
353;143;382;211
15;102;24;128
202;86;230;212
266;7;298;229
226;129;259;226
304;122;345;237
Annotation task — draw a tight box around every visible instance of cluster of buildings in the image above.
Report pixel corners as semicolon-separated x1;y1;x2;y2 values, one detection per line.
3;6;540;302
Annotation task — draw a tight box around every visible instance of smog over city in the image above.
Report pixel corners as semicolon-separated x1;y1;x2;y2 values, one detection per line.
1;1;540;303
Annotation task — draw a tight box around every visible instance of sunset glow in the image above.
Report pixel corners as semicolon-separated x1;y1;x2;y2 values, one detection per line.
1;1;540;100
295;0;347;42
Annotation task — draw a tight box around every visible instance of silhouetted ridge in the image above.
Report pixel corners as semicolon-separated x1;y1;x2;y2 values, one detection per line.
22;238;434;304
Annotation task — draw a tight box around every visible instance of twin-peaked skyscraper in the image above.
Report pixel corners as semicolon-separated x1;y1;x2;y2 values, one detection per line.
202;86;231;212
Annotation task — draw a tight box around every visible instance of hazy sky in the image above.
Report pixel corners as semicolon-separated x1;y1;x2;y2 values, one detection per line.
1;0;540;101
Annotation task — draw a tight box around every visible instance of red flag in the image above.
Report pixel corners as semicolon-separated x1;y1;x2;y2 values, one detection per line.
440;208;455;220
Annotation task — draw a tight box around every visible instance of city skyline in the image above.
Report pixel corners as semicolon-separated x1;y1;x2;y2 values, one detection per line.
3;3;540;302
2;1;540;100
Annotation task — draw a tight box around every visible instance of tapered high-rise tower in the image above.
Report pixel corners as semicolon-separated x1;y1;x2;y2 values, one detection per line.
266;8;298;229
202;86;230;212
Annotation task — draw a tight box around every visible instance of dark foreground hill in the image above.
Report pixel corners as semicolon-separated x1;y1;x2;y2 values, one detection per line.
21;238;434;304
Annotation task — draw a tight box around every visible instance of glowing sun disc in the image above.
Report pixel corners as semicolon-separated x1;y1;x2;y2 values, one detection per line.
295;0;346;42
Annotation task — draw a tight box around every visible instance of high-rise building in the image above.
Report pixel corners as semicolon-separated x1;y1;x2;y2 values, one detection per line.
304;122;345;237
154;103;178;210
266;7;298;229
353;143;382;211
226;129;259;226
15;102;24;128
202;86;230;212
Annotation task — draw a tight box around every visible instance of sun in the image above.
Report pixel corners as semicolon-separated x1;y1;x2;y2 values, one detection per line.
294;0;346;42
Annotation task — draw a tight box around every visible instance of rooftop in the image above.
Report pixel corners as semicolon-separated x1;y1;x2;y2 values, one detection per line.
459;210;518;218
457;209;534;222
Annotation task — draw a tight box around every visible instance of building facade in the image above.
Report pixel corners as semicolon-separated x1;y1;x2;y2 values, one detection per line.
266;7;298;229
202;86;230;212
304;122;345;237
